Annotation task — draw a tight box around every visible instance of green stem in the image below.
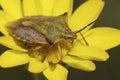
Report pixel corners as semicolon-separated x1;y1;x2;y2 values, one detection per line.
24;65;47;80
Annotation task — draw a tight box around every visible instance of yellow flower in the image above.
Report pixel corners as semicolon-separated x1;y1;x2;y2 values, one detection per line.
0;0;120;80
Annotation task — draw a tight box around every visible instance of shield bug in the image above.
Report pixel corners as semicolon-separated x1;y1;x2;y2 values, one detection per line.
6;13;94;59
6;14;77;45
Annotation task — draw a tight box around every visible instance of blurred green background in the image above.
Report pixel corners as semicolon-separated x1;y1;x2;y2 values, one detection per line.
0;0;120;80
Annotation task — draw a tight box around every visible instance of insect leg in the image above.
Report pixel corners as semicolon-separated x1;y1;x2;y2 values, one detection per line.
58;45;63;64
31;46;42;51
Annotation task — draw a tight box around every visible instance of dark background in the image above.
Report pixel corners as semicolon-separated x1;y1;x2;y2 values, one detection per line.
0;0;120;80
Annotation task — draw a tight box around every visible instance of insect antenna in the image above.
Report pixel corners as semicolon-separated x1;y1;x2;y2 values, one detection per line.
75;20;96;46
75;20;96;33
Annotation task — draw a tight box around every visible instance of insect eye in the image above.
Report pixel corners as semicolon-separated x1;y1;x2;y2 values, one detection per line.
64;32;77;39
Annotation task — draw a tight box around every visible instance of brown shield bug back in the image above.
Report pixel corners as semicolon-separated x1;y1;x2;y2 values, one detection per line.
6;13;77;45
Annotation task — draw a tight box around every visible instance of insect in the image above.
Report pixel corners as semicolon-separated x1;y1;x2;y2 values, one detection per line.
6;13;94;59
7;14;77;44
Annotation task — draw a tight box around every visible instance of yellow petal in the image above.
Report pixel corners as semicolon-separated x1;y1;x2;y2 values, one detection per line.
69;41;109;61
62;56;96;71
28;58;48;73
0;10;15;35
68;0;104;31
53;0;73;17
0;16;9;35
39;0;55;16
0;36;27;52
22;0;40;16
83;27;120;50
0;10;15;21
0;50;29;68
46;50;61;64
46;44;62;63
0;0;23;19
43;64;68;80
46;40;71;63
